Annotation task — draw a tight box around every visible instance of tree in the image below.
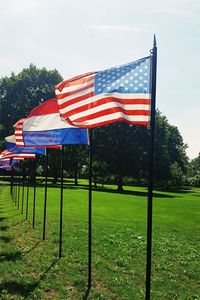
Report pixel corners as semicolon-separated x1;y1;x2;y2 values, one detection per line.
0;64;63;139
187;153;200;186
93;123;149;191
63;145;88;185
92;111;188;190
154;111;188;186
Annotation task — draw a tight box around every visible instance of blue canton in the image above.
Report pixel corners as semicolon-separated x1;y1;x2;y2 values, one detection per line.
95;57;150;95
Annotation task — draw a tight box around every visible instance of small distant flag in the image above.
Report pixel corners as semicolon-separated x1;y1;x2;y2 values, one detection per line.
14;98;88;147
5;135;46;155
0;150;36;160
55;57;151;128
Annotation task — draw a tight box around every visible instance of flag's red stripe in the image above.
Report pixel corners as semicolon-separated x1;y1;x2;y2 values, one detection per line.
15;119;25;146
28;98;58;117
68;107;150;124
3;154;35;159
55;73;95;92
15;134;23;138
56;82;94;100
58;91;95;109
73;118;149;128
64;97;150;117
33;145;61;149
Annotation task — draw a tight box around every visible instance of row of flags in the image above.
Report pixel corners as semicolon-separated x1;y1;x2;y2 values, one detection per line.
0;46;155;299
1;55;151;166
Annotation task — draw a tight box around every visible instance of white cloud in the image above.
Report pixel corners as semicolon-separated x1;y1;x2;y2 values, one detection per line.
0;0;40;17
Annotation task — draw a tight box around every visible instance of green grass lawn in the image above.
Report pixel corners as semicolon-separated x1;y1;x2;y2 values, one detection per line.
0;181;199;299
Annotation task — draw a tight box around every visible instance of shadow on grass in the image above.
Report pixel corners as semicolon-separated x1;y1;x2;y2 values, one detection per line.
0;250;23;262
7;212;23;219
0;208;19;214
0;225;9;231
25;241;41;255
155;187;193;194
32;183;178;198
0;236;13;243
0;217;7;222
60;185;175;198
0;281;38;298
191;194;200;197
0;204;17;209
83;287;91;300
0;259;58;298
41;185;176;198
10;219;26;227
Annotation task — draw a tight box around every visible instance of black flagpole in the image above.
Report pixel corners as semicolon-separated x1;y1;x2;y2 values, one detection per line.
43;149;49;240
10;159;13;197
88;129;93;289
14;165;17;206
145;35;157;300
17;173;20;209
32;157;37;228
21;162;25;214
59;146;64;258
26;159;30;220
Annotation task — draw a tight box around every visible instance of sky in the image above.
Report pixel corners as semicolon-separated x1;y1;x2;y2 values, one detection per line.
0;0;199;159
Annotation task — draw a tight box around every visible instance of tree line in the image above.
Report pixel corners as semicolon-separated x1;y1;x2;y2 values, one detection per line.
0;65;199;189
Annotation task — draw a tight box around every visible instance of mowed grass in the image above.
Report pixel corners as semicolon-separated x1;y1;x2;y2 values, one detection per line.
0;181;199;299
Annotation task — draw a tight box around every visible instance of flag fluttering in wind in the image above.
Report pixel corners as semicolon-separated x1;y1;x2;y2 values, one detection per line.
55;57;151;128
0;158;24;164
0;162;11;170
14;98;88;147
0;150;36;160
5;135;46;155
0;158;22;170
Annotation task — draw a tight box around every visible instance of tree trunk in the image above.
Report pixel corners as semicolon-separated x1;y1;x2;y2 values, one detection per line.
117;173;124;192
53;173;58;184
94;175;97;187
74;162;78;186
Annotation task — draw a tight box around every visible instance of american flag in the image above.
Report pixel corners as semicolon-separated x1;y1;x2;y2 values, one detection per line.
14;119;26;146
0;149;35;160
55;56;151;128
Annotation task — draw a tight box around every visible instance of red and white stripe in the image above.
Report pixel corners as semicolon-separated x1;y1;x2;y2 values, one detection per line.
0;150;35;160
13;98;74;148
0;166;11;169
14;119;26;146
0;157;24;162
55;73;150;128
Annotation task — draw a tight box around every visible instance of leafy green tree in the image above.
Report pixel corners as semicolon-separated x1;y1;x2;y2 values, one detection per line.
0;64;62;138
187;153;200;186
93;123;149;191
154;111;188;186
0;64;64;181
63;145;88;185
92;111;188;190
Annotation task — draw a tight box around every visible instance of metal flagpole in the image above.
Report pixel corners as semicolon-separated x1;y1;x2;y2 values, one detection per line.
21;162;25;214
17;161;21;209
13;167;17;205
145;35;157;300
17;173;20;209
59;146;64;258
26;159;30;220
10;160;14;199
88;129;93;289
43;149;49;240
32;157;37;228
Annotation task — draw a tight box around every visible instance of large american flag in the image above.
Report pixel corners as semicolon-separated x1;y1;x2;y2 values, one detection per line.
55;56;151;128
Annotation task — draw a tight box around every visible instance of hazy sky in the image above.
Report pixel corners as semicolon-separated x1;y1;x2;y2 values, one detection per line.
1;0;199;159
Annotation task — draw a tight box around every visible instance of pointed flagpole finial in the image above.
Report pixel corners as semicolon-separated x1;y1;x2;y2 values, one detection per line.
153;34;157;47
